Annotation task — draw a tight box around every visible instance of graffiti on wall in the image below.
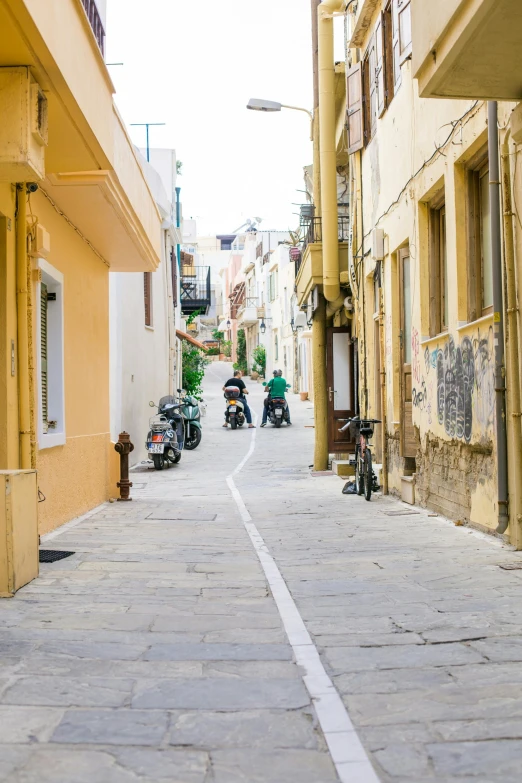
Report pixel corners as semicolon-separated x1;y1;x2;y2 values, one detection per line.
415;327;494;443
412;326;421;385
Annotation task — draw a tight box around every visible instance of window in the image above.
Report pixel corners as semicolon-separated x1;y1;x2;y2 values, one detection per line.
274;333;279;361
397;0;412;64
428;193;448;335
346;3;403;152
38;261;65;449
144;272;152;326
269;270;278;302
467;153;493;320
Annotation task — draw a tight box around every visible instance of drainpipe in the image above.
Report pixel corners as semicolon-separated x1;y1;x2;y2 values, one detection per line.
318;0;345;317
488;102;509;535
501;129;522;546
16;185;31;470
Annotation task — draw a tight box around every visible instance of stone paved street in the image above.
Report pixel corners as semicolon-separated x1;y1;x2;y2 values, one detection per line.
1;363;522;782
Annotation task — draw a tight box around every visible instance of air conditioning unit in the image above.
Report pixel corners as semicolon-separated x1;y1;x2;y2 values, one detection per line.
0;67;47;182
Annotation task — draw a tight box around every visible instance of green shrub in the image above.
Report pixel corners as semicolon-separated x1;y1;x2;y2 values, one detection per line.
233;329;248;374
181;343;209;400
252;344;266;376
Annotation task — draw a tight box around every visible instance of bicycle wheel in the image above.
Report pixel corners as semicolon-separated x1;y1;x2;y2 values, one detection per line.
364;449;373;501
355;446;364;495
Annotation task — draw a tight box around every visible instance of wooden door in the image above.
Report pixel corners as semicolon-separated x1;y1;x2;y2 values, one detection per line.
399;247;416;458
327;327;356;453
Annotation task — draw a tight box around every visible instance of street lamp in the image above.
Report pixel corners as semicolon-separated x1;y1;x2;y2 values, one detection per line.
247;98;313;138
260;320;266;335
226;319;231;329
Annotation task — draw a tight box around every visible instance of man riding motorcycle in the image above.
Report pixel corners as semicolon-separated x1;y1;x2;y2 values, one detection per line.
222;370;255;428
261;369;291;427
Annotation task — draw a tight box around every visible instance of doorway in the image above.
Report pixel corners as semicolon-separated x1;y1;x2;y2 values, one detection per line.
398;247;416;460
326;327;356;453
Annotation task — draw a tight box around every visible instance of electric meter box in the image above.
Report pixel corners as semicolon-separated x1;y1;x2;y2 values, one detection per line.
0;67;48;182
0;470;39;596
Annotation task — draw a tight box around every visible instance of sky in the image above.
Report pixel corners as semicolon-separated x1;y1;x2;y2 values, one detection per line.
106;0;343;237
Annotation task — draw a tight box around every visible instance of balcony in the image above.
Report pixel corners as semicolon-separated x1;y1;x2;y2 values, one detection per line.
0;0;161;271
236;298;259;327
295;216;350;307
412;0;522;100
301;216;350;252
181;266;211;316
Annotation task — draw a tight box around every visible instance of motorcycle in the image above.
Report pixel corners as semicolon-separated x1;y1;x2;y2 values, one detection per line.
177;388;203;450
146;396;184;470
262;383;291;428
224;385;245;429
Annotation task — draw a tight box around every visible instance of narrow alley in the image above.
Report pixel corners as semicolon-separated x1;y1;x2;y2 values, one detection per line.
1;365;522;782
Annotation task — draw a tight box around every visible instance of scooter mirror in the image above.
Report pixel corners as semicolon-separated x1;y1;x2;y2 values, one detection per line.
286;385;291;389
177;389;182;393
262;382;267;386
149;401;156;407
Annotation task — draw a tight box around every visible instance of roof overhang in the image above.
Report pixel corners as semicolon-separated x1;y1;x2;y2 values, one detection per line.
176;329;209;351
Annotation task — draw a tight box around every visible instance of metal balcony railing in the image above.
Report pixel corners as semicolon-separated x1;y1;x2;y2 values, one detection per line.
80;0;105;54
301;216;350;251
180;266;211;315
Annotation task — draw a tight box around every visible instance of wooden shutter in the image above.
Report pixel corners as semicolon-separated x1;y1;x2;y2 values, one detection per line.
144;272;152;326
398;0;412;64
346;63;364;154
40;283;48;433
375;14;386;117
392;0;402;92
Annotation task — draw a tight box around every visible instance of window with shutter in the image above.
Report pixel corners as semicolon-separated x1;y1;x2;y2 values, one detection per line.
346;63;364;154
144;272;152;326
375;15;386;118
40;282;48;433
391;0;402;92
368;36;378;136
397;0;412;64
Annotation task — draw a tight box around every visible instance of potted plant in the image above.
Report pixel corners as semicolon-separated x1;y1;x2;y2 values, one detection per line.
251;345;266;380
286;229;304;262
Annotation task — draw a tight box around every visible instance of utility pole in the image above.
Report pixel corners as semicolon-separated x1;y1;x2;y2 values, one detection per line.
130;123;165;162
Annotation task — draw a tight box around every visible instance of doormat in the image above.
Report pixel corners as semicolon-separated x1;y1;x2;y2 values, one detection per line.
310;470;334;477
39;550;75;563
382;510;420;516
498;563;522;570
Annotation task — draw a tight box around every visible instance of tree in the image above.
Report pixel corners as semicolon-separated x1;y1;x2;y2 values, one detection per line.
234;328;248;374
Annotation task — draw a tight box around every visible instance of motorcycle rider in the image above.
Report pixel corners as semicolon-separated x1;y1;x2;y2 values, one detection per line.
261;369;291;427
222;370;255;428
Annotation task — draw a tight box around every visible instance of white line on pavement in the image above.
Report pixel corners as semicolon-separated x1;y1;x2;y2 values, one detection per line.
226;416;380;783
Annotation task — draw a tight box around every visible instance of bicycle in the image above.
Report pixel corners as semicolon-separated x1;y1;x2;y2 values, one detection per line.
340;417;381;501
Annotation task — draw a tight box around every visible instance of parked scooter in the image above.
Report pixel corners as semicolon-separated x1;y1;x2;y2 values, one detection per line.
177;388;204;450
262;382;291;428
224;385;246;429
146;396;184;470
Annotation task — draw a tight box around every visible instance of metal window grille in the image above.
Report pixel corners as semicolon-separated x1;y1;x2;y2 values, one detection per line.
144;272;152;326
40;283;48;433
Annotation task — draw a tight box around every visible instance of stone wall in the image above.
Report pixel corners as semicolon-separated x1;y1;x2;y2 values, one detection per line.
415;433;494;524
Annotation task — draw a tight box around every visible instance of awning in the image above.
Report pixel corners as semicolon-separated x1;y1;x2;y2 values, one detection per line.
217;320;228;331
176;329;209;351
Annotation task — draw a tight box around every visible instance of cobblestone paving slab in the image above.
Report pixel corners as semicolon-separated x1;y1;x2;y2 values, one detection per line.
2;363;522;781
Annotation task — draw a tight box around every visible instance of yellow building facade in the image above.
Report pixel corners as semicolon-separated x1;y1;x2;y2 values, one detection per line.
0;0;162;591
344;0;522;545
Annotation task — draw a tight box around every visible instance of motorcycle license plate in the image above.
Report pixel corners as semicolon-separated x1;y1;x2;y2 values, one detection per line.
275;408;283;416
148;443;164;454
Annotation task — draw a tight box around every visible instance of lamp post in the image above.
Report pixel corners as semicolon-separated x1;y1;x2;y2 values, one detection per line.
246;99;313;139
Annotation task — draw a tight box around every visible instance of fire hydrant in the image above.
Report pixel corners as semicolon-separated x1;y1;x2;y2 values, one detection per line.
114;432;134;501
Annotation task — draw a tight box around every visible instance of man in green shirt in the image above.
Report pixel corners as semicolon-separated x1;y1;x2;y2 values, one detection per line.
261;370;291;426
